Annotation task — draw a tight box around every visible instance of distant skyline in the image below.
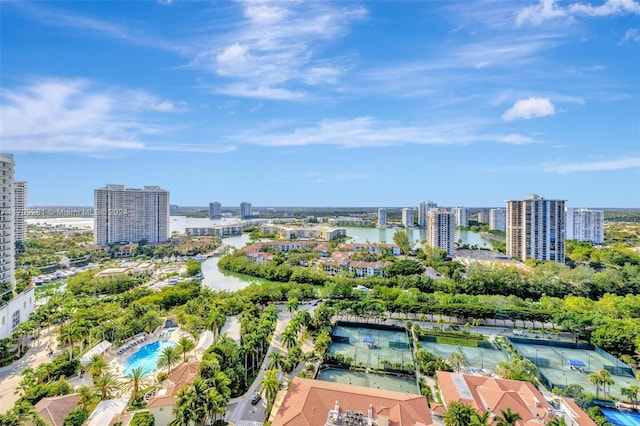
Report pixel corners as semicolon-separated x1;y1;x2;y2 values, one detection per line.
1;1;639;207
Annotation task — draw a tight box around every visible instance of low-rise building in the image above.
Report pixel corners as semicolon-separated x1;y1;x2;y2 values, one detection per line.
272;377;434;426
34;393;81;426
185;225;242;237
147;361;200;426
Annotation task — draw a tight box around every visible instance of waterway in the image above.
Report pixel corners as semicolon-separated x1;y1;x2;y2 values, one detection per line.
27;216;495;292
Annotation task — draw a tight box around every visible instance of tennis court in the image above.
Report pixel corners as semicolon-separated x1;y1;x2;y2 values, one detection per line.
329;325;413;368
419;341;507;373
510;342;637;399
317;367;419;394
601;408;640;426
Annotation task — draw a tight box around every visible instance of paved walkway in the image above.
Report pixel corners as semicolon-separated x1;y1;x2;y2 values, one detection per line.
0;327;63;414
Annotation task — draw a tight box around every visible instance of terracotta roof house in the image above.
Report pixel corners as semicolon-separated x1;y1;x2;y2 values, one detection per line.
272;377;434;426
146;361;200;426
34;394;81;426
435;371;595;426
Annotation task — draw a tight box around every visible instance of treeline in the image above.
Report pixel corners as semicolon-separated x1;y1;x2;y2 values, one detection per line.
66;271;150;295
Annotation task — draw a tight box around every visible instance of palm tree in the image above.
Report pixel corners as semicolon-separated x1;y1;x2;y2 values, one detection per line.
157;345;181;374
77;386;94;411
58;324;81;361
124;366;150;402
547;417;568;426
92;372;123;400
86;354;109;378
471;410;491;425
448;351;468;373
621;385;640;409
443;401;477;426
588;371;603;398
170;391;193;426
207;370;232;405
494;408;522;426
269;351;286;370
597;369;614;398
177;336;195;363
281;328;297;351
260;369;281;419
286;297;299;318
207;309;226;344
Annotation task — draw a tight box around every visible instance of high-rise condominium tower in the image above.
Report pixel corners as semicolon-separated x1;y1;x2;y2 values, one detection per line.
489;208;506;232
402;208;415;228
450;207;468;228
418;201;437;228
94;184;170;245
377;208;387;227
0;154;35;339
427;209;455;255
506;194;566;263
565;208;604;244
209;202;222;219
240;202;252;219
0;154;15;286
14;181;27;242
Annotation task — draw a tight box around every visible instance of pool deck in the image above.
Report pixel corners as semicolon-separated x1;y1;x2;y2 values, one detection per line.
108;328;186;375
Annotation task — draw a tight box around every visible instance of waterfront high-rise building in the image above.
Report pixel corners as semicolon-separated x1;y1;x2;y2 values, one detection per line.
377;208;387;227
489;208;506;232
209;202;222;219
0;154;15;286
565;208;604;244
418;201;437;228
427;208;455;255
94;184;170;245
506;194;566;263
402;208;415;228
240;202;252;219
0;154;35;340
476;211;490;224
14;181;27;242
450;207;468;228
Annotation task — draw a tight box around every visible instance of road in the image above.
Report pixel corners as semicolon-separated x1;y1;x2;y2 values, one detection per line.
225;302;317;425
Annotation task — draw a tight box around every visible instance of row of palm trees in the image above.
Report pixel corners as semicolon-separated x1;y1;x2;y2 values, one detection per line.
588;369;615;399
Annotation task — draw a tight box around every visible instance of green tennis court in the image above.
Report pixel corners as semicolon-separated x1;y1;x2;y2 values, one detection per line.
317;367;419;394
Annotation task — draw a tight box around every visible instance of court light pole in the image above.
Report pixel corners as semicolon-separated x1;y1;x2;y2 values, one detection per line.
587;354;591;373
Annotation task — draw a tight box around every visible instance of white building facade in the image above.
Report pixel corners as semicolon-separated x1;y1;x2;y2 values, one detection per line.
401;208;415;228
450;207;468;228
0;154;14;286
506;194;566;263
208;202;222;219
240;202;252;219
427;209;455;255
377;208;387;227
418;201;437;228
489;208;506;232
94;184;170;245
0;153;35;340
14;181;27;242
565;208;604;244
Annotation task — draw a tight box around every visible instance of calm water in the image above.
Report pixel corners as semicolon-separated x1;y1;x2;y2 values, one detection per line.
123;340;176;376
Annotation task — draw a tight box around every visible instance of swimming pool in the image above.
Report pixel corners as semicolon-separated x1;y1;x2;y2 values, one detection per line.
123;340;176;376
601;408;640;426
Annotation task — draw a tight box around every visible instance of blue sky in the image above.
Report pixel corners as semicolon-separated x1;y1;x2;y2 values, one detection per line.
1;0;639;208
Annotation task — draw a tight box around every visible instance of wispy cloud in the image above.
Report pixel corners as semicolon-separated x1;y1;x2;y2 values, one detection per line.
229;116;539;148
0;78;230;154
191;1;366;100
11;2;189;54
517;0;640;26
542;157;640;174
502;97;555;121
619;28;640;44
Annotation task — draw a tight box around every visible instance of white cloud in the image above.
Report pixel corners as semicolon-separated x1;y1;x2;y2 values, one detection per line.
229;116;540;148
619;28;640;44
502;97;555;121
543;157;640;173
517;0;640;26
193;1;366;100
0;78;224;153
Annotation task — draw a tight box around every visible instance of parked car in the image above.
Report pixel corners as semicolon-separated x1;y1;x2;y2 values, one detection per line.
251;394;262;405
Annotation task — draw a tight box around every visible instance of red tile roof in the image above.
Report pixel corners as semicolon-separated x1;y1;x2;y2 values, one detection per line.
273;377;433;426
